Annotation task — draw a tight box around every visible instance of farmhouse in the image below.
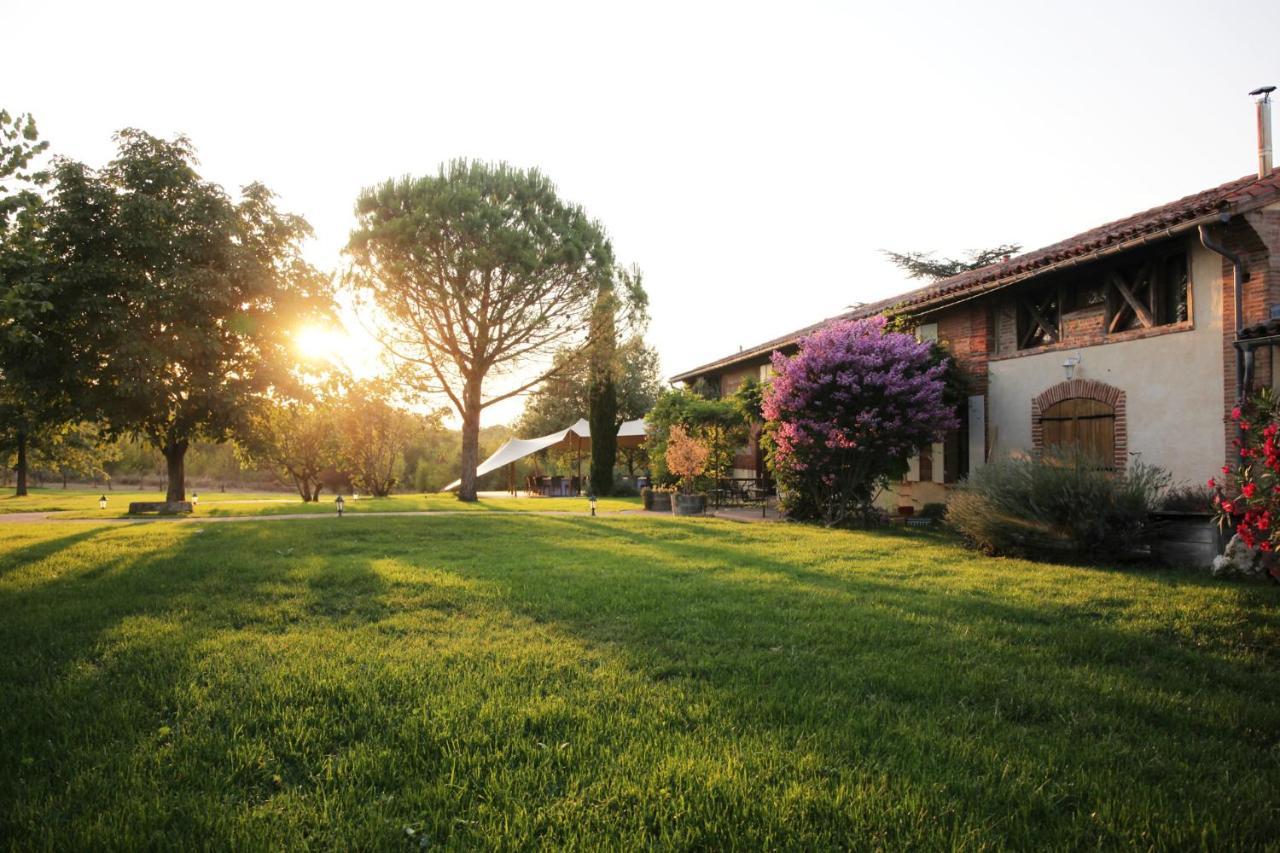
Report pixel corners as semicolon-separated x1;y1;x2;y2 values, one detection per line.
673;92;1280;507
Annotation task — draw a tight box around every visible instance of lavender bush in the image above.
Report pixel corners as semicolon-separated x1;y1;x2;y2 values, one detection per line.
763;316;958;526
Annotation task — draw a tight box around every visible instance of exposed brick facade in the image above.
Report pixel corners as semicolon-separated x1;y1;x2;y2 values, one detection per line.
1217;214;1280;463
676;184;1280;484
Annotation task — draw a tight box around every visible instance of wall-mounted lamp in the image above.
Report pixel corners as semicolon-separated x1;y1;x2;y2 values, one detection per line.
1062;353;1082;381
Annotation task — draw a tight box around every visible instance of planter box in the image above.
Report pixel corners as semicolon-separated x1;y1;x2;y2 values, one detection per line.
674;494;706;516
128;501;193;515
647;492;672;512
1150;511;1224;568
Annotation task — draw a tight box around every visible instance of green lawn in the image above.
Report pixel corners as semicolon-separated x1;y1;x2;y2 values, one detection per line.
0;487;293;515
2;487;641;519
1;516;1277;848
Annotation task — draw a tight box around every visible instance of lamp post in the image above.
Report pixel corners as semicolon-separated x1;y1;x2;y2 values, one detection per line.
98;495;107;510
588;492;597;517
336;495;345;517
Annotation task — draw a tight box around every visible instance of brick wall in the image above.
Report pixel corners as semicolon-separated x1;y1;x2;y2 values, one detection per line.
1061;306;1105;340
1219;214;1279;464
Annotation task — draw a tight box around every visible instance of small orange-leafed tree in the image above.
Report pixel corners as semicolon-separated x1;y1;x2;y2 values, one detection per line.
665;424;709;495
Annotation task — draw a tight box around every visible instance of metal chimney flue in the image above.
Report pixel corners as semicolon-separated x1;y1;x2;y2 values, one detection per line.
1251;85;1276;178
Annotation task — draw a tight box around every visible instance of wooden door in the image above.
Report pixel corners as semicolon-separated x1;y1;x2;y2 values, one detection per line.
1041;398;1115;466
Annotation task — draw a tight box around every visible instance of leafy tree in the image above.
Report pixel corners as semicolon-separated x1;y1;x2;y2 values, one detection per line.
28;423;120;488
0;108;65;496
665;425;708;494
763;316;958;526
517;336;660;435
347;160;643;502
881;243;1022;281
239;395;341;501
645;388;747;488
38;130;331;502
334;380;436;497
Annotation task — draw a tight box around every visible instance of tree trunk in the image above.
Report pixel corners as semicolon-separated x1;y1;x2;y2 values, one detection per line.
457;376;483;502
15;431;28;497
162;439;189;503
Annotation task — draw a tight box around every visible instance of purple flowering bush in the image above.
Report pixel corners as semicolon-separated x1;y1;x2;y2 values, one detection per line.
763;316;958;526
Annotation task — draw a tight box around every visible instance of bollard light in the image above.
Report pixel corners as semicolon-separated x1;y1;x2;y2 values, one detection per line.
192;492;199;507
99;495;107;510
336;494;345;517
588;492;597;517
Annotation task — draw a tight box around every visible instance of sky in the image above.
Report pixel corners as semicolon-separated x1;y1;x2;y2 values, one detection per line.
7;0;1279;425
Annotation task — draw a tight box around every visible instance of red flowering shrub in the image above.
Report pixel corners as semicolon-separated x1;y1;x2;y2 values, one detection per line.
1210;388;1280;581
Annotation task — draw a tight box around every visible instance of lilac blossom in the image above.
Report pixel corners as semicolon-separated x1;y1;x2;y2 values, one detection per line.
763;316;959;525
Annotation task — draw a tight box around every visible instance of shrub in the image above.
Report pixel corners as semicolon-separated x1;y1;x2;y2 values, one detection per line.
918;502;948;521
1210;389;1280;582
763;316;957;526
947;449;1169;559
1159;483;1215;513
610;478;639;497
645;388;747;488
665;425;709;494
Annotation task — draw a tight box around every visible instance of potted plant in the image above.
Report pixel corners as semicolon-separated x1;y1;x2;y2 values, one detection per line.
666;424;709;516
647;486;674;512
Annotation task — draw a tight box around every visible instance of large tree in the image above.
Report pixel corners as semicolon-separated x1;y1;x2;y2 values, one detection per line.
238;394;341;502
39;130;331;502
334;379;432;498
347;160;641;502
0;108;68;496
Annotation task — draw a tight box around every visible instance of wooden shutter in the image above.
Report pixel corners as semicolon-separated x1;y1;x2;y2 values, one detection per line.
1041;398;1115;466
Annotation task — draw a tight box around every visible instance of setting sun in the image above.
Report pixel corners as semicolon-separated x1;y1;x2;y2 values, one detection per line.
294;324;346;360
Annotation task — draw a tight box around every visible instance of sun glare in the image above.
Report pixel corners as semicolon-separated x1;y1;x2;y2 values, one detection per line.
295;325;346;361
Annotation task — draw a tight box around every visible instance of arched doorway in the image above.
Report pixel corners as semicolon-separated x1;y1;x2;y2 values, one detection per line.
1031;379;1127;469
1040;398;1116;466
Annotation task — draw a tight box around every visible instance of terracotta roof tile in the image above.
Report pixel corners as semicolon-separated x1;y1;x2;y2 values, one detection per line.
671;170;1280;383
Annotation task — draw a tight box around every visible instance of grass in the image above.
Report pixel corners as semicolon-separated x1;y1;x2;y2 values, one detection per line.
0;516;1277;848
0;487;292;515
2;486;642;519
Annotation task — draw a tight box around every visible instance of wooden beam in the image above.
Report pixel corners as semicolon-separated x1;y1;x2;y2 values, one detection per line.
1022;297;1059;343
1108;270;1154;329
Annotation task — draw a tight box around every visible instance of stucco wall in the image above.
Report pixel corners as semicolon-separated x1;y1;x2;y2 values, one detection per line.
986;239;1224;487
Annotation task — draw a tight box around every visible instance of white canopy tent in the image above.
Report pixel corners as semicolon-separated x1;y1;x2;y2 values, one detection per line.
442;418;647;492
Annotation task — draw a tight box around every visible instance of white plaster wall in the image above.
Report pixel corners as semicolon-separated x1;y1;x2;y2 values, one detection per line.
986;239;1224;487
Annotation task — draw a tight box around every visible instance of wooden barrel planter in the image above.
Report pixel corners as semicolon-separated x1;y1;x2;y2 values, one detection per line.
673;494;706;516
647;491;672;512
1150;511;1225;568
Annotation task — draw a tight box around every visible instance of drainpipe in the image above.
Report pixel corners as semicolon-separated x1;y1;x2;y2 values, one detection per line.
1198;223;1252;439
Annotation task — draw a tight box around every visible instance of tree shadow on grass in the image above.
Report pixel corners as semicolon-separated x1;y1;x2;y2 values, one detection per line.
0;524;114;580
0;521;397;845
402;515;1280;841
2;515;1277;848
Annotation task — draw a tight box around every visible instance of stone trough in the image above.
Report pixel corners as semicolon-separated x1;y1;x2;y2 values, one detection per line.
127;501;194;515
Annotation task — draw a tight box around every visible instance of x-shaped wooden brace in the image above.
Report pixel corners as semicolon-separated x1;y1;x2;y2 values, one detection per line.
1107;262;1155;332
1019;295;1059;348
